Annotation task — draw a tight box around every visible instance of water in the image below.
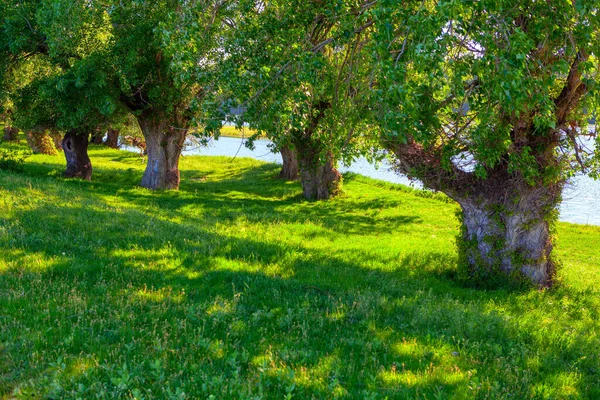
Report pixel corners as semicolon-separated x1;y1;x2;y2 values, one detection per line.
176;136;600;226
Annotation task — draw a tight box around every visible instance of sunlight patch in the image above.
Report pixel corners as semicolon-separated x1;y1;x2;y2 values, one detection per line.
135;287;186;304
530;371;581;398
377;364;466;388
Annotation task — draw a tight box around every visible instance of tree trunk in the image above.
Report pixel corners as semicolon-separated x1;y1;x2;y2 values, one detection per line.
3;126;18;142
25;130;58;155
62;130;92;180
105;128;120;148
279;145;299;180
136;112;187;190
91;130;104;145
456;186;560;287
294;136;341;200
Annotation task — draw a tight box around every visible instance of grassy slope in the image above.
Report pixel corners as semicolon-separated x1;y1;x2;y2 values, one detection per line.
0;139;599;399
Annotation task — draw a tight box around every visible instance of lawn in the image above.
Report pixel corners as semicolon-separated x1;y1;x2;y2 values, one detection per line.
1;139;599;399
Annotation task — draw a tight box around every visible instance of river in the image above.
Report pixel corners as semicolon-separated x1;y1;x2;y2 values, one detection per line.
174;136;599;226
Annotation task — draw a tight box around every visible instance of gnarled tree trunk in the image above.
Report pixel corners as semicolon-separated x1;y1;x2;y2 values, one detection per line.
388;139;562;287
3;126;18;142
455;184;561;287
279;145;299;180
62;130;92;180
105;128;120;148
25;130;58;155
294;136;341;200
136;111;187;190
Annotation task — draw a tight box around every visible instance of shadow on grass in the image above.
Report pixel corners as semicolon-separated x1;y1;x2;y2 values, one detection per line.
1;147;599;398
1;194;599;398
17;152;423;237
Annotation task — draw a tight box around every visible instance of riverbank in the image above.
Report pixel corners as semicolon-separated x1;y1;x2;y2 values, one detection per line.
219;125;261;138
1;144;600;398
185;135;600;226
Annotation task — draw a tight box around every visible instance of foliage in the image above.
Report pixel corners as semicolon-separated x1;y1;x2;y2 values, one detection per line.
108;0;227;133
1;143;600;398
222;0;380;164
1;0;122;133
371;0;600;186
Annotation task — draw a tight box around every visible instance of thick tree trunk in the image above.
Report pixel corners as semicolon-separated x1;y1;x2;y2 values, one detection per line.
25;130;58;155
3;126;18;142
62;130;92;180
137;112;187;190
279;145;299;180
295;136;341;200
105;128;120;148
456;187;560;287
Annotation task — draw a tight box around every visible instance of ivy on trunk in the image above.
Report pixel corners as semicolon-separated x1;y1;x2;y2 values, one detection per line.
455;183;560;287
295;137;341;200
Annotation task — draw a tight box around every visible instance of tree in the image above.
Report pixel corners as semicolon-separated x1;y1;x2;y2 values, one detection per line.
104;127;120;148
107;0;225;190
278;144;299;180
2;53;64;156
1;0;119;179
223;0;378;199
372;0;600;286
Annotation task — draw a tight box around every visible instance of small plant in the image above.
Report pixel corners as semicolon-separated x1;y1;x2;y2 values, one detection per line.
0;149;30;172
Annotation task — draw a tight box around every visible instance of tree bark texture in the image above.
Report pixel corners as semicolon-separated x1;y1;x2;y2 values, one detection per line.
25;130;58;155
105;128;120;148
3;126;18;142
62;130;92;180
279;145;299;180
294;136;341;200
456;185;559;287
136;112;187;190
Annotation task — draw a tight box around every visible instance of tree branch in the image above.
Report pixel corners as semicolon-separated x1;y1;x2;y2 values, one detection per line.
554;50;589;126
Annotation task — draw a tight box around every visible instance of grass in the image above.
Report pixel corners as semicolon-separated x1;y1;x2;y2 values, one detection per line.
218;125;260;139
0;136;600;399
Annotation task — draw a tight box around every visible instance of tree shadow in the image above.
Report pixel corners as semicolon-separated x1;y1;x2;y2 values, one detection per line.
1;197;598;398
2;148;599;397
17;153;423;237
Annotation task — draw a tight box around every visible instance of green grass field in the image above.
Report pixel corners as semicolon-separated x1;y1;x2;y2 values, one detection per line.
218;125;260;139
1;139;599;399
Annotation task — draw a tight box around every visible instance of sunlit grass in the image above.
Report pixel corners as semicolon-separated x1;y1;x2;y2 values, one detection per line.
218;125;260;138
1;137;600;398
